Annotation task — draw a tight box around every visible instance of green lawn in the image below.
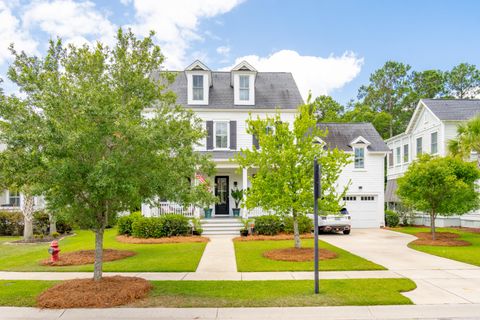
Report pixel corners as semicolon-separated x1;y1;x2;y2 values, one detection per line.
0;279;416;307
390;226;480;267
234;239;385;272
0;229;206;272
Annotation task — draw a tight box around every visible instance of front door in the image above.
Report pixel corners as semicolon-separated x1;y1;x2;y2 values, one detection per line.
215;176;229;215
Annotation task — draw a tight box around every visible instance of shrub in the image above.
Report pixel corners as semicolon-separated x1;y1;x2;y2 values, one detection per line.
117;211;142;235
33;211;50;235
190;218;203;236
283;215;313;234
55;215;73;234
385;210;400;227
158;214;190;237
0;211;24;236
254;215;282;235
131;217;164;238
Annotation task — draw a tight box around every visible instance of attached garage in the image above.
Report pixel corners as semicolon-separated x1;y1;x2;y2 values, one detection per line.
343;195;381;228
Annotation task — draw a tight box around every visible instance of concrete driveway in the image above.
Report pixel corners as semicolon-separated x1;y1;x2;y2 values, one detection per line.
319;228;480;305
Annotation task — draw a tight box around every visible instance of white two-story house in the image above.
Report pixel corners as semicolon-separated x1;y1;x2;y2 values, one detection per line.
386;99;480;227
142;60;389;229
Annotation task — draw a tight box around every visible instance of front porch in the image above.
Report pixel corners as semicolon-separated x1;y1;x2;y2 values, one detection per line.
141;163;271;219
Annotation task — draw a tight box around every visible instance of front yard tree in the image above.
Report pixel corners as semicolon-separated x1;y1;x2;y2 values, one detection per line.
1;29;214;280
236;102;350;248
397;155;479;240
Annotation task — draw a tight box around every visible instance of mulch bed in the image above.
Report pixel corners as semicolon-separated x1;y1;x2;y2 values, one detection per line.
412;232;472;247
234;233;314;242
40;249;136;266
263;247;338;262
37;276;152;308
116;235;209;244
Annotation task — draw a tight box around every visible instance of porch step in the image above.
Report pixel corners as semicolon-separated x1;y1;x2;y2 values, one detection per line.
201;218;243;236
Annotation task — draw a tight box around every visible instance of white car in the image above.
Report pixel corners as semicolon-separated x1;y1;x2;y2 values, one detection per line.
310;208;351;235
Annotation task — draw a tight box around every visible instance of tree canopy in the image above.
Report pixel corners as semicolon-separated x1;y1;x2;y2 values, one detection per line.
397;155;479;239
0;29;214;280
448;115;480;168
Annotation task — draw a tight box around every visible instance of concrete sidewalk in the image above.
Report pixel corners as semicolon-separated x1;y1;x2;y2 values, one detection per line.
196;235;237;273
2;304;480;320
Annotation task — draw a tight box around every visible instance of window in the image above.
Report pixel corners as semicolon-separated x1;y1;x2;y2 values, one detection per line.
239;75;249;101
431;132;438;154
192;75;204;101
396;147;401;164
388;151;394;167
361;196;375;201
403;144;409;163
416;137;423;156
8;190;20;207
343;196;357;201
215;122;228;149
354;147;365;168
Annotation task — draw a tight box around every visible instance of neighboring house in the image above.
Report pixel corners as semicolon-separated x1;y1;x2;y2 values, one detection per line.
386;99;480;227
142;60;389;228
318;123;389;228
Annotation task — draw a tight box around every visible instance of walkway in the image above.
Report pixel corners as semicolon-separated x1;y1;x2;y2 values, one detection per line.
3;304;480;320
319;229;480;304
195;235;237;273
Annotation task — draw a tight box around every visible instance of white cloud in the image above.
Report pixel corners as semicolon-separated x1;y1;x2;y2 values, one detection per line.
216;45;230;56
22;0;117;47
0;1;37;65
127;0;243;69
225;50;363;100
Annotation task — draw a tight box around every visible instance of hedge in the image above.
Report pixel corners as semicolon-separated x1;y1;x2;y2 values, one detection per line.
117;211;142;235
254;215;283;235
0;211;24;236
385;210;400;227
283;215;313;234
130;214;190;238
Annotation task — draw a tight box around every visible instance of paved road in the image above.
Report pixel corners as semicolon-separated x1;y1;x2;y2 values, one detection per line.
2;304;480;320
319;229;480;304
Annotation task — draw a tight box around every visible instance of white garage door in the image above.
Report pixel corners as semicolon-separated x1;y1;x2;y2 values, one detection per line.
343;195;379;228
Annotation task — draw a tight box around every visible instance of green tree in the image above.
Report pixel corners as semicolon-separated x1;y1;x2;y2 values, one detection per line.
448;115;480;168
311;95;344;122
0;29;214;280
358;61;412;138
410;69;445;99
445;63;480;99
236;102;350;248
397;155;479;240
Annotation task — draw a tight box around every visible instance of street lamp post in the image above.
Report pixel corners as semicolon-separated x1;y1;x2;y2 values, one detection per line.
313;156;321;294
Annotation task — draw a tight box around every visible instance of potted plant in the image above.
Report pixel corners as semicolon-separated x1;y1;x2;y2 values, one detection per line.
239;218;251;236
231;187;244;217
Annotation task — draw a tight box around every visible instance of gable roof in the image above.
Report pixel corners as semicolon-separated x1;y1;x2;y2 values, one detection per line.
163;71;304;109
317;123;389;152
421;99;480;121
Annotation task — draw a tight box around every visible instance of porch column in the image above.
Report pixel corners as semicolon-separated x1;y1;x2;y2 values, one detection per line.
242;168;248;218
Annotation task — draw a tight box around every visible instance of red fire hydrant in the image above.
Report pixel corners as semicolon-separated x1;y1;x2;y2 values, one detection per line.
48;240;60;262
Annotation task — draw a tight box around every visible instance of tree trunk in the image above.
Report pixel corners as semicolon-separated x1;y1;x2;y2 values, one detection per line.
48;212;57;235
293;212;301;249
93;227;104;281
430;211;436;241
22;194;35;241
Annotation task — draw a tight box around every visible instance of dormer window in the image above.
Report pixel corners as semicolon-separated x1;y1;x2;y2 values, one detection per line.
192;75;204;101
239;75;250;101
354;147;365;168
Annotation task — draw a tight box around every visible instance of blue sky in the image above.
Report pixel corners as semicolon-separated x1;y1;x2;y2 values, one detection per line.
1;0;480;104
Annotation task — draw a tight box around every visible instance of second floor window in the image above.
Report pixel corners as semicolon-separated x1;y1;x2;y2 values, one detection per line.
215;121;228;149
416;137;423;157
354;147;365;168
431;132;438;154
403;144;409;163
239;75;250;101
192;75;204;101
396;147;401;164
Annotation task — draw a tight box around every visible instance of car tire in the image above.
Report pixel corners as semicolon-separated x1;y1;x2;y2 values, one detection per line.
343;229;351;235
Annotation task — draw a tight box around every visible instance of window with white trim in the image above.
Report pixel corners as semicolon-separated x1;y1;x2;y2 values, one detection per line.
215;121;229;149
416;137;423;157
354;147;365;168
343;196;357;201
396;147;401;164
239;75;250;101
361;196;375;201
8;190;20;207
431;132;438;154
192;75;204;101
403;144;409;163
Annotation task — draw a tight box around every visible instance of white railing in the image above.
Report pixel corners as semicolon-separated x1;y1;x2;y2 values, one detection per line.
246;207;273;218
142;201;201;218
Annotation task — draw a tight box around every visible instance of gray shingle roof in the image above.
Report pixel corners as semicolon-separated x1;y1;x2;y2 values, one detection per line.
422;99;480;121
317;123;390;152
164;71;304;109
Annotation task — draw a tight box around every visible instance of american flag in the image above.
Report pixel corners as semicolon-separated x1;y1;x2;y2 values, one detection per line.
195;174;211;191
